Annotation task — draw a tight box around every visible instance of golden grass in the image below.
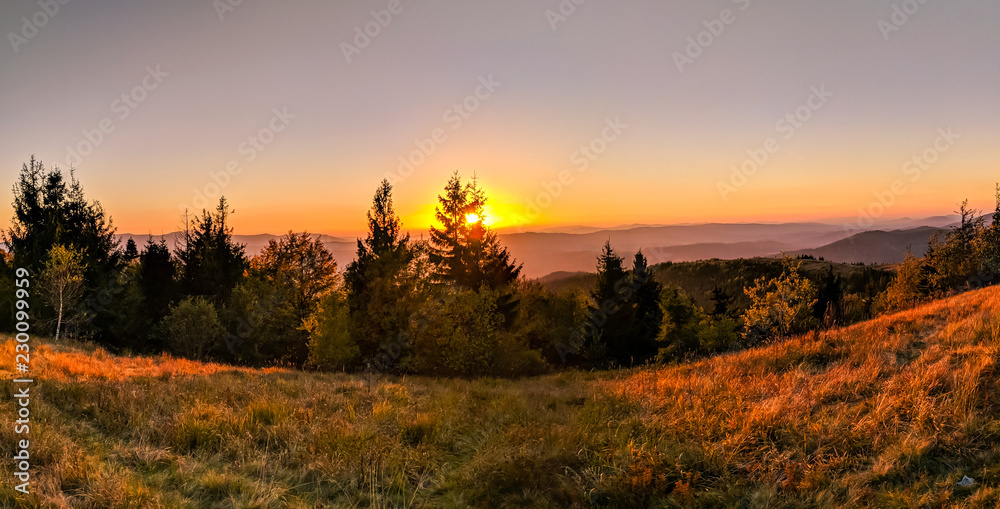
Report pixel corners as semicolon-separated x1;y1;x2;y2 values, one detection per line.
611;286;1000;506
0;339;285;382
1;287;999;507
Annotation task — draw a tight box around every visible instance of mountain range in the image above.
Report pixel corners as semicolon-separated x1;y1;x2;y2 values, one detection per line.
118;215;959;279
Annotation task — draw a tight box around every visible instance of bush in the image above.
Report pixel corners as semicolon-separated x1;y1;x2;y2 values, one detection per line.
224;277;308;365
159;297;224;359
510;282;588;365
656;288;740;362
407;286;546;378
875;252;927;314
741;259;817;345
305;292;359;370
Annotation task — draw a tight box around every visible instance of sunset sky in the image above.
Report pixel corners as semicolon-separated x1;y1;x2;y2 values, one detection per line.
1;1;998;236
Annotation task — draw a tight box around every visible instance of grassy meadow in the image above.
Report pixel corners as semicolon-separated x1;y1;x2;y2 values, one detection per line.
2;286;1000;508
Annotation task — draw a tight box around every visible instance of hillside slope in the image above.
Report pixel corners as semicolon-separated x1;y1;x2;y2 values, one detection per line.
2;287;1000;507
788;226;943;264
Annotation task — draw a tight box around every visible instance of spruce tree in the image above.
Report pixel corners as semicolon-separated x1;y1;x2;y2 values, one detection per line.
123;238;139;262
4;157;120;339
428;172;521;290
344;179;417;364
428;172;470;285
630;251;663;363
138;237;178;348
588;241;633;365
176;197;247;304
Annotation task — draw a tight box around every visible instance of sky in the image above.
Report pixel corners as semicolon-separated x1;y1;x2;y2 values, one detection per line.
1;0;998;236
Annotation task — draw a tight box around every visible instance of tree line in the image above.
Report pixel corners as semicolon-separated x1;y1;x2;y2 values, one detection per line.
2;157;993;376
876;193;1000;313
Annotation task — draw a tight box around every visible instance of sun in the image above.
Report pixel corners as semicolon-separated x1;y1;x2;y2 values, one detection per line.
465;213;481;225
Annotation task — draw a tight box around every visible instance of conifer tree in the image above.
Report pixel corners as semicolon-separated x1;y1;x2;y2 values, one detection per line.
630;251;663;362
138;237;178;347
123;238;139;262
588;241;633;365
4;158;119;279
176;197;247;304
343;179;418;364
428;172;521;290
4;157;120;340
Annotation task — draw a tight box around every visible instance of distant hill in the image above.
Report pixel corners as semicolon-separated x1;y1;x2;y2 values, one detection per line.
537;258;893;318
501;223;857;277
786;226;943;265
117;218;954;278
501;220;959;277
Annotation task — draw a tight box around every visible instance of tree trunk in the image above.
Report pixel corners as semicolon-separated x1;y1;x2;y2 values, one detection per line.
56;287;63;341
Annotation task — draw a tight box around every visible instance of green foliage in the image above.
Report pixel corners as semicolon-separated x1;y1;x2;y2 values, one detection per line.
123;238;139;262
656;287;704;359
38;244;87;340
407;286;546;378
510;282;588;364
975;184;1000;283
103;264;147;347
741;258;818;344
924;201;984;293
251;231;338;311
877;191;1000;313
224;232;337;365
875;252;927;313
656;287;740;362
630;251;664;361
305;291;359;370
544;258;892;329
137;237;178;339
3;157;120;338
159;296;224;360
587;242;633;366
585;244;665;366
105;238;180;352
344;180;423;367
0;251;14;332
3;157;119;282
813;265;845;327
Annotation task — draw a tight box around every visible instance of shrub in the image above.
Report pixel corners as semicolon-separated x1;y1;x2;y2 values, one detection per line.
159;296;224;359
875;252;927;314
305;291;360;370
741;258;817;345
407;286;546;378
656;288;741;362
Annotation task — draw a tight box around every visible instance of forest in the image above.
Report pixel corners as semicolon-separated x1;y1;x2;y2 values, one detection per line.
2;157;998;378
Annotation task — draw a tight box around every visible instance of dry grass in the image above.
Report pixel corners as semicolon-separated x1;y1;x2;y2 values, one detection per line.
0;339;285;383
612;286;1000;507
1;287;999;507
